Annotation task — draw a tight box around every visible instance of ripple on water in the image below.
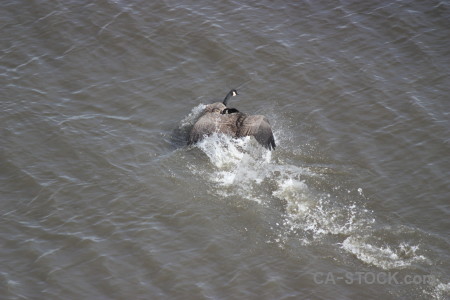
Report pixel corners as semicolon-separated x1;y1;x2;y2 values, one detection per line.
177;103;450;300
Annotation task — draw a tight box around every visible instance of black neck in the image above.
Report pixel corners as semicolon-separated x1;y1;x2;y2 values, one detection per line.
222;90;235;105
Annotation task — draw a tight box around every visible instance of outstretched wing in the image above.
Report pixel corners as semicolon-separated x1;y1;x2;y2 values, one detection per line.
237;115;276;150
188;114;219;145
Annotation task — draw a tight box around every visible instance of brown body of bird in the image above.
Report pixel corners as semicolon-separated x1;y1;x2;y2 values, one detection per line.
188;90;276;150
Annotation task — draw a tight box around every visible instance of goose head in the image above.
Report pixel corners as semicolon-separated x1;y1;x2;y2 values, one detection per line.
222;89;238;106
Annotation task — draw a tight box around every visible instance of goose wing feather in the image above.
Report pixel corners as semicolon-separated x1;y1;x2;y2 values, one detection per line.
188;113;238;144
237;115;276;150
188;114;218;144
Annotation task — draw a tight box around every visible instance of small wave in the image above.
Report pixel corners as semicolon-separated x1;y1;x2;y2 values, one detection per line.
341;234;431;270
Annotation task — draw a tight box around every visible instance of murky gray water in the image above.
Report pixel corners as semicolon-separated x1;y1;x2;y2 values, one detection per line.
1;1;449;299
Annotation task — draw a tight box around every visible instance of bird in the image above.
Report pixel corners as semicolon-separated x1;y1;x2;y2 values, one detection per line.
188;89;276;150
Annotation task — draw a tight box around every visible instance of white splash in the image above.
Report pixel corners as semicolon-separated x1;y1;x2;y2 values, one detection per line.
272;176;373;244
196;133;248;169
426;281;450;300
193;133;275;206
341;235;431;270
179;104;206;129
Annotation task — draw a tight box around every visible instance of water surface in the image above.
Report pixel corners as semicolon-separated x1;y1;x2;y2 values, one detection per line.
1;1;449;299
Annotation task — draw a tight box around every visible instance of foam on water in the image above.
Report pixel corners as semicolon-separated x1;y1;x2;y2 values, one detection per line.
180;105;448;300
341;235;430;270
340;232;450;299
197;133;249;169
426;282;450;300
195;133;274;204
274;180;374;245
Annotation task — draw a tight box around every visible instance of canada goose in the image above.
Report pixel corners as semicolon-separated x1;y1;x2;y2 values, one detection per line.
188;90;276;150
